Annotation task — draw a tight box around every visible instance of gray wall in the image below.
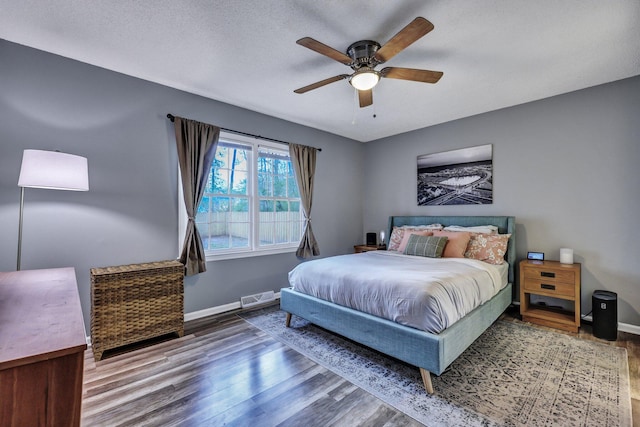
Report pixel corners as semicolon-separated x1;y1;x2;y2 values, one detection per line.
2;38;639;329
363;75;640;326
0;40;364;330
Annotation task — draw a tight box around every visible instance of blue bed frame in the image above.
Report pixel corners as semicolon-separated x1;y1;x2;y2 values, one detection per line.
280;215;516;394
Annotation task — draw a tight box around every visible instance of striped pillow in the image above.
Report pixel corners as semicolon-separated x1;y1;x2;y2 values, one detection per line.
403;235;448;258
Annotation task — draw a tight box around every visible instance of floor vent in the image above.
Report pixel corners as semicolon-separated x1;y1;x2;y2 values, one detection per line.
241;291;276;308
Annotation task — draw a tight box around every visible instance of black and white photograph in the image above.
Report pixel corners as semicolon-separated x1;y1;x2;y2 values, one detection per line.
417;144;493;206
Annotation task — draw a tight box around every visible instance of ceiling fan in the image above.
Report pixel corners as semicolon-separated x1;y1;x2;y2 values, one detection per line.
294;17;443;108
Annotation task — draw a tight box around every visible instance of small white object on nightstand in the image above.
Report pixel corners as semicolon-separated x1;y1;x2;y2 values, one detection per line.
559;248;574;264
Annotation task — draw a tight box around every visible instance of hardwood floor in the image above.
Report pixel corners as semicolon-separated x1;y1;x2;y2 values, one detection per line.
81;305;639;426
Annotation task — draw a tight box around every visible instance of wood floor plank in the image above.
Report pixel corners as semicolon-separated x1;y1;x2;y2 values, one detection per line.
81;305;639;426
177;365;328;427
205;371;342;426
84;339;285;417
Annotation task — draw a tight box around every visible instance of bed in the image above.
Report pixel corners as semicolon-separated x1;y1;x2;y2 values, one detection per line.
280;215;515;394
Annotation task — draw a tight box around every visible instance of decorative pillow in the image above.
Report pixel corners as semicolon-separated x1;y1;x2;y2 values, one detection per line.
465;233;512;265
442;225;498;235
432;230;471;258
397;231;433;253
403;235;448;258
388;224;443;251
387;227;405;251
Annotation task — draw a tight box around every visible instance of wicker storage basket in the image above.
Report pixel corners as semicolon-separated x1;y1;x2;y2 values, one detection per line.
90;260;184;361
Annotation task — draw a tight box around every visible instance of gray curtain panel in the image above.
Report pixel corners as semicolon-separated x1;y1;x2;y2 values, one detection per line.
289;143;320;259
174;116;220;276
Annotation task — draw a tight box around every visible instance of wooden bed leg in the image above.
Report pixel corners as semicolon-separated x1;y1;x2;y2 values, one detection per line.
285;312;292;328
419;368;434;394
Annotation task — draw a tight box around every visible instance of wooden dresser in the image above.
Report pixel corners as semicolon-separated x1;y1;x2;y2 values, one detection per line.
519;259;581;333
0;268;87;427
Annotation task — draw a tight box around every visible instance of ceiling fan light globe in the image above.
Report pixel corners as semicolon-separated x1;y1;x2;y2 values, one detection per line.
350;70;380;91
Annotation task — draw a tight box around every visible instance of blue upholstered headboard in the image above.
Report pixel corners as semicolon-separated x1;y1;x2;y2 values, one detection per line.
387;215;516;284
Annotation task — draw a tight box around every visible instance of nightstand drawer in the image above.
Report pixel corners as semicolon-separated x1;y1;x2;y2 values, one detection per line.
523;278;575;297
524;269;574;284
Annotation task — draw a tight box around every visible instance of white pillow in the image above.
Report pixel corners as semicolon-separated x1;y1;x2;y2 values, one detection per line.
400;223;443;229
443;225;499;234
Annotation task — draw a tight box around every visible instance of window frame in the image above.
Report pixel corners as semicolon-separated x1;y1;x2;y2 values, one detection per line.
178;131;302;261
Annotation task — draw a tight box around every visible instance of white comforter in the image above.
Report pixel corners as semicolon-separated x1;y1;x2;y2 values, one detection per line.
288;251;507;334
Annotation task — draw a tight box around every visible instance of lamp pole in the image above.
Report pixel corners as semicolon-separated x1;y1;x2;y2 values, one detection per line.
17;187;25;271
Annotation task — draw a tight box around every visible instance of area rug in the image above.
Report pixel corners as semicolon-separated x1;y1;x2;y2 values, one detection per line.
240;307;632;427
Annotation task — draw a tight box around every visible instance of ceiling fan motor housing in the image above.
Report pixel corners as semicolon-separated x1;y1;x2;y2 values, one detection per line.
347;40;381;69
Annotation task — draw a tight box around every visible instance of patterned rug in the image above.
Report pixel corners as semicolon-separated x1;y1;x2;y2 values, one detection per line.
240;307;632;427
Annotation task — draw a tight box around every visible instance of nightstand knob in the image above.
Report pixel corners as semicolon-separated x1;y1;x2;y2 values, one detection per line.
540;271;555;278
541;283;556;290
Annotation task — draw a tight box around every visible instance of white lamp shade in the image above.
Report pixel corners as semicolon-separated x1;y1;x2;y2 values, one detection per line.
350;70;380;91
18;149;89;191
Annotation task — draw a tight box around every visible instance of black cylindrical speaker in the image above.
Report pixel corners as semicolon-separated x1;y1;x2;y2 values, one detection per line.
366;232;377;246
592;290;617;341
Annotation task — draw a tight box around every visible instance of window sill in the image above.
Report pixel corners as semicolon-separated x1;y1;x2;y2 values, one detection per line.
205;246;298;262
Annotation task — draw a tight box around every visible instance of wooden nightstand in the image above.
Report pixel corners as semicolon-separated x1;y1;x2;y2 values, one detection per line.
354;245;381;253
519;259;581;333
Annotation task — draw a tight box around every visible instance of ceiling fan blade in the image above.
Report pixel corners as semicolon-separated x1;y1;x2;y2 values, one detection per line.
358;89;373;108
296;37;353;65
294;74;350;94
381;67;443;83
374;17;434;63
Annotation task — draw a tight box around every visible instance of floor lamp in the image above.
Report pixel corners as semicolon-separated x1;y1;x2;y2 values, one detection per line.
17;149;89;271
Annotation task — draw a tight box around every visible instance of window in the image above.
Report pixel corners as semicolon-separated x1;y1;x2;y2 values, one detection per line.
179;132;303;260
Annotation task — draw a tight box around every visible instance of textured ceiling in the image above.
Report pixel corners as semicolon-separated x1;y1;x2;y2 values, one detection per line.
1;0;639;142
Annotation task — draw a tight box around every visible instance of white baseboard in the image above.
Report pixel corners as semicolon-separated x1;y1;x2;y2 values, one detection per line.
184;301;241;322
620;323;640;335
184;292;281;322
87;315;639;348
581;315;640;336
184;296;640;336
89;296;638;344
513;299;640;335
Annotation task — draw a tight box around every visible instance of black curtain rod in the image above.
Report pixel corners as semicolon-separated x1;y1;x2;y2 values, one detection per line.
166;114;321;152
